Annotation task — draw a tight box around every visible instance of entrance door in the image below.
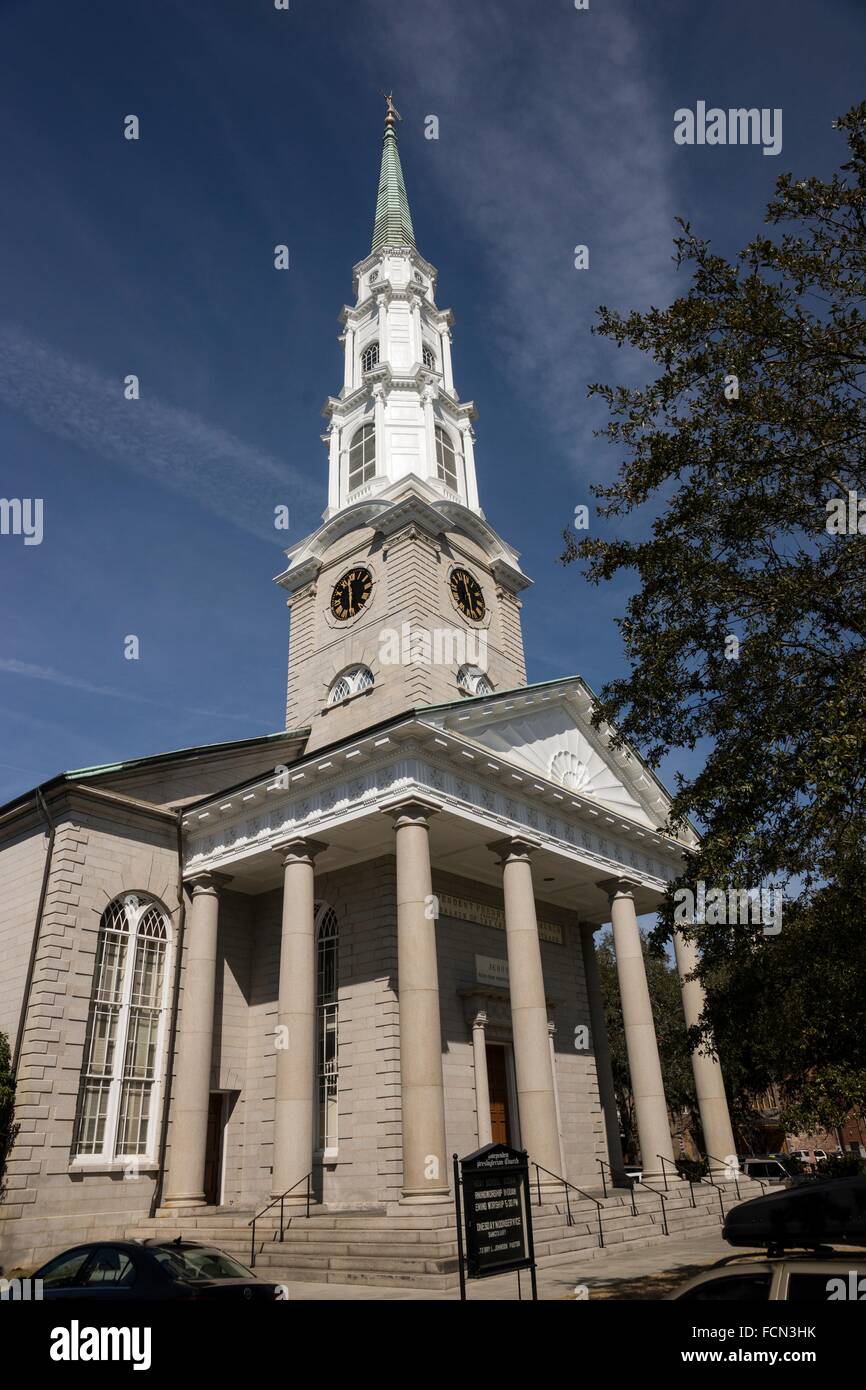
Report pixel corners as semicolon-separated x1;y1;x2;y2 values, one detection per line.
485;1044;512;1146
203;1093;225;1206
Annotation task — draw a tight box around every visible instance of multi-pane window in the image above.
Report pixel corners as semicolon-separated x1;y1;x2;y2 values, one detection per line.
360;342;379;373
316;905;339;1153
422;343;436;370
435;424;458;492
458;665;494;698
72;895;170;1161
328;664;374;705
348;422;376;491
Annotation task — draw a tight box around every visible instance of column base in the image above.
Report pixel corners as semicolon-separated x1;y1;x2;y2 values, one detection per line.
399;1188;452;1205
162;1193;207;1209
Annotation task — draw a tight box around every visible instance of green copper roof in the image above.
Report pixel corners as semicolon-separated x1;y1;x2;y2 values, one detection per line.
371;116;416;252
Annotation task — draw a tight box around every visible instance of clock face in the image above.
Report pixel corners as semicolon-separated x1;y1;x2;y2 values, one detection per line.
450;567;486;621
331;567;373;621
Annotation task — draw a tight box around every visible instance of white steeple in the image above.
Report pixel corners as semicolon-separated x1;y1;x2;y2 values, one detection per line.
322;99;481;519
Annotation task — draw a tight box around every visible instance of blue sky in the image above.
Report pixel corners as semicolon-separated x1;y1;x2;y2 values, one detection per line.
1;0;863;804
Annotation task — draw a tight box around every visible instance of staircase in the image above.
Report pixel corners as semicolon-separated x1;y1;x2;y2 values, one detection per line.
125;1178;763;1292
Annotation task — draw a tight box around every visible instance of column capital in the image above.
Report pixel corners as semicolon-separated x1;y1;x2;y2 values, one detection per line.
185;870;233;898
598;876;640;904
488;833;542;865
471;1010;488;1031
380;793;442;828
547;1019;556;1039
271;836;328;868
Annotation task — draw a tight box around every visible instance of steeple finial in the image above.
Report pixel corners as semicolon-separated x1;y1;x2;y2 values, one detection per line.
371;93;416;253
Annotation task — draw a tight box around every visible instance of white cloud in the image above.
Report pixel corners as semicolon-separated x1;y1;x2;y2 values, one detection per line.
0;321;320;540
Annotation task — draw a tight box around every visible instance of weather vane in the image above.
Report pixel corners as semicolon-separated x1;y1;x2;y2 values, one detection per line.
380;90;402;124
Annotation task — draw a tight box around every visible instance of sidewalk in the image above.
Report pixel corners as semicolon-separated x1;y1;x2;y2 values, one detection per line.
277;1229;763;1301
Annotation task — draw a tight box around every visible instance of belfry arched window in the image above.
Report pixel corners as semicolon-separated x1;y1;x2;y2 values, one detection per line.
316;904;339;1154
435;424;458;492
360;342;379;373
328;664;374;705
457;665;493;698
72;894;171;1161
422;343;436;371
348;422;376;491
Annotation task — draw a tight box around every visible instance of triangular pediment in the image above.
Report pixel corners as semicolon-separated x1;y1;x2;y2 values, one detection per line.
419;679;676;833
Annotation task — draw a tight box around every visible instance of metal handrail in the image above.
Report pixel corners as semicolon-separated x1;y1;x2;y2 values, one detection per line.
633;1177;670;1236
247;1171;312;1268
532;1162;605;1248
704;1151;742;1199
657;1153;696;1209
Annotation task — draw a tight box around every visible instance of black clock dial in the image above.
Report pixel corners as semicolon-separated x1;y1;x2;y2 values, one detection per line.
331;567;373;621
450;567;485;621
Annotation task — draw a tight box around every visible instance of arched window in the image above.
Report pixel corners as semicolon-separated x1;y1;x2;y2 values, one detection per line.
360;342;379;373
328;665;374;705
72;894;171;1160
435;424;458;491
316;904;339;1153
457;665;494;698
348;422;376;491
422;343;436;370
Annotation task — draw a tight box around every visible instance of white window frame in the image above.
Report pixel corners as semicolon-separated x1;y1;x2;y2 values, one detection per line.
457;664;493;698
348;422;377;492
435;423;459;493
327;664;374;706
360;341;379;373
70;894;172;1169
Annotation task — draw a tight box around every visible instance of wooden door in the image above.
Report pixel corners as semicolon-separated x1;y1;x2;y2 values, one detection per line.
203;1093;224;1206
485;1044;511;1146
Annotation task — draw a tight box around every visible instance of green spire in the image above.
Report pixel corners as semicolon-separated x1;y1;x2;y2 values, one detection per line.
371;94;416;253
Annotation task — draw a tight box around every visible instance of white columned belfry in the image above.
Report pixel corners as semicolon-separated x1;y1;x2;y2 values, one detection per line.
271;836;326;1200
673;928;737;1174
386;796;450;1201
602;879;674;1180
579;921;627;1184
491;836;561;1179
471;1011;493;1148
164;872;229;1208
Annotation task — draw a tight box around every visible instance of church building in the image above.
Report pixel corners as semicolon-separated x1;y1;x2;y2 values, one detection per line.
0;102;739;1280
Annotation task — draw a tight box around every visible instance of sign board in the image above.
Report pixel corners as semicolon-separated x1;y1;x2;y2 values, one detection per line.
453;1143;537;1298
475;954;509;987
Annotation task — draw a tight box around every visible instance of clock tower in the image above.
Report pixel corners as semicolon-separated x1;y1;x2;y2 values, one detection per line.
276;98;531;751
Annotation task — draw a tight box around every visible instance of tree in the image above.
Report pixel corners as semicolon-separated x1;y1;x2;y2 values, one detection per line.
0;1031;17;1201
563;104;866;1132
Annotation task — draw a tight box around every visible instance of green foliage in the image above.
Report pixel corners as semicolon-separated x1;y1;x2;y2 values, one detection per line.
563;104;866;1131
676;1156;708;1182
816;1150;866;1178
0;1032;18;1201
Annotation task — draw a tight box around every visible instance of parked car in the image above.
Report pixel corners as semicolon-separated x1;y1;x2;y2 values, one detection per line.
33;1239;286;1301
668;1250;866;1301
814;1149;829;1163
741;1158;790;1183
669;1174;866;1300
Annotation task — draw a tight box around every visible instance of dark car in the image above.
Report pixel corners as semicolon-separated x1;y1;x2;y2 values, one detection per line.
33;1239;286;1302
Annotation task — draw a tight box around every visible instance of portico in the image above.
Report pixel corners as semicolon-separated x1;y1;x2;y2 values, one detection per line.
160;684;735;1211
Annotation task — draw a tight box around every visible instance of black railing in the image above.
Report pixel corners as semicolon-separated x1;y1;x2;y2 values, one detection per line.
633;1177;669;1236
704;1152;742;1199
532;1162;605;1248
247;1171;312;1268
657;1153;696;1209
